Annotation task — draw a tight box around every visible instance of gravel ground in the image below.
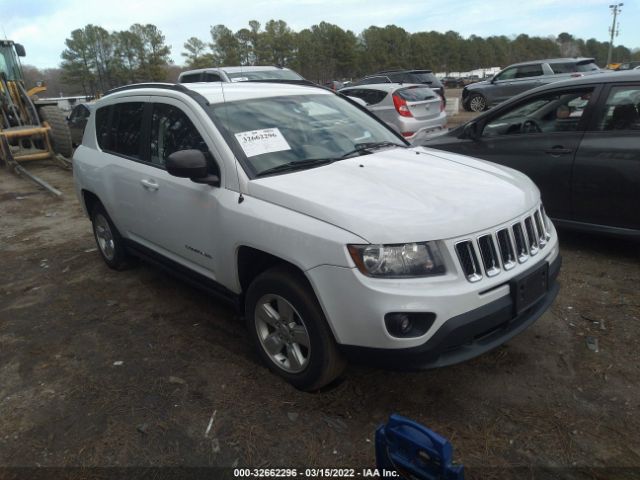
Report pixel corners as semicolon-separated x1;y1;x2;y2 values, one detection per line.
0;149;639;480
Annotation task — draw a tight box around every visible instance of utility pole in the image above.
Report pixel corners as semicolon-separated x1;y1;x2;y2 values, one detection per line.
607;3;623;67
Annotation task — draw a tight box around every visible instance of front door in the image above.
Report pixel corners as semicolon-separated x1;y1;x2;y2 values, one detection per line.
436;86;598;220
129;99;227;278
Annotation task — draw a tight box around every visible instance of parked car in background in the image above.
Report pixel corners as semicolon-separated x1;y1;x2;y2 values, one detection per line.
462;58;602;112
66;102;93;147
73;80;559;390
340;83;446;143
461;75;480;86
616;61;640;71
323;80;344;91
424;71;640;238
442;77;464;88
354;69;446;105
178;66;304;83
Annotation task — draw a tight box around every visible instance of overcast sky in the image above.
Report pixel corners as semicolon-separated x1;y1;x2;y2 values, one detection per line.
2;0;639;69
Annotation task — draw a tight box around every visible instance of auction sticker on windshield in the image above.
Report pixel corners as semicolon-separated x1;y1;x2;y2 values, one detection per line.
234;128;291;157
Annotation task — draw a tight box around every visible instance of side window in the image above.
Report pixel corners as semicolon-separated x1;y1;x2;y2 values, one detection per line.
483;88;594;137
204;73;221;82
180;73;202;83
344;89;386;105
109;102;144;158
550;63;576;74
150;103;209;168
95;106;110;150
515;64;543;78
364;76;390;85
494;67;517;81
594;86;640;131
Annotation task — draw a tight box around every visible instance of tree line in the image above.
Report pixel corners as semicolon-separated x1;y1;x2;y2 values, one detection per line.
27;21;640;96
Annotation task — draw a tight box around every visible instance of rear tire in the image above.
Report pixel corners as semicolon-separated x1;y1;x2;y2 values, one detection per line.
90;203;131;270
38;105;73;158
245;266;346;391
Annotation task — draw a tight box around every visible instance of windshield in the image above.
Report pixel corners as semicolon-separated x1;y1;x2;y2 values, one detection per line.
226;69;303;81
207;93;404;176
0;46;23;81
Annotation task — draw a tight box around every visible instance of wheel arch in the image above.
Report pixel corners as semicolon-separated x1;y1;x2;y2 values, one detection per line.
236;246;320;316
81;189;101;216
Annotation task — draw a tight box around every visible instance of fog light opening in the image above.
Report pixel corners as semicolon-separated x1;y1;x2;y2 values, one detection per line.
384;312;435;338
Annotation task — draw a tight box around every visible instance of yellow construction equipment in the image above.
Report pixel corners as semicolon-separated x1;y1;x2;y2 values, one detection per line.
1;40;72;196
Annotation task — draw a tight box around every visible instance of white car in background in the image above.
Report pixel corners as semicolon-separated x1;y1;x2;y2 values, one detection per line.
73;80;560;390
340;83;447;144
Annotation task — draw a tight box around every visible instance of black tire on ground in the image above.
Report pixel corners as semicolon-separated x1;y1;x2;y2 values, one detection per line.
38;105;73;158
90;203;131;271
245;266;346;391
468;93;488;112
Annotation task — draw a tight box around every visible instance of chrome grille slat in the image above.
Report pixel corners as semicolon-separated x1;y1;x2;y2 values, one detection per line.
477;234;501;277
512;222;529;263
523;217;539;256
533;210;547;248
496;228;516;270
455;240;483;282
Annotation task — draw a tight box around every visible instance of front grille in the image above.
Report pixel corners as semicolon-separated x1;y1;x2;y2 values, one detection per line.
456;206;551;282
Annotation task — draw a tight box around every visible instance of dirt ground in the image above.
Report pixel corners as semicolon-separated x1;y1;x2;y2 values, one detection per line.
1;143;639;479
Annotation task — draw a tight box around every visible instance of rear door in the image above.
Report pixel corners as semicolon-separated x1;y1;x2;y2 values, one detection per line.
572;83;640;230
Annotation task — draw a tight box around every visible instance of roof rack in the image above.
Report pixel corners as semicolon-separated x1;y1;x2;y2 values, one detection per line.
103;83;189;97
102;82;212;107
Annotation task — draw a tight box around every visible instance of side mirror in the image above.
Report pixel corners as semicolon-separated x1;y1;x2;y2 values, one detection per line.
14;43;26;57
166;149;220;186
461;122;480;141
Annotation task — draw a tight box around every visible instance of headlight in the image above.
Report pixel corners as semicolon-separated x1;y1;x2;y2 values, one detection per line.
347;241;446;278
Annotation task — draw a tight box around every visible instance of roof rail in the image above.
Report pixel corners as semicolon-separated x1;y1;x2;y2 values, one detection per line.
102;82;211;106
103;83;190;97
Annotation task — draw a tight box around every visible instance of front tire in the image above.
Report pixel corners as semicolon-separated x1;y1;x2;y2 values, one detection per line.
245;266;346;391
91;204;130;270
468;93;487;112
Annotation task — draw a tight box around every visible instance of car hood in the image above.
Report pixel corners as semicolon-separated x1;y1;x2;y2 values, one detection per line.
247;147;539;244
466;80;491;90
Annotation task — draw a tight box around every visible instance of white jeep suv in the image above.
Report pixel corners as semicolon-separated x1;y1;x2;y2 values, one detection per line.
73;81;561;391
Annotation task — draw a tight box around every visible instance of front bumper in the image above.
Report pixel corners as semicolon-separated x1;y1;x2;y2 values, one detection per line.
340;254;561;369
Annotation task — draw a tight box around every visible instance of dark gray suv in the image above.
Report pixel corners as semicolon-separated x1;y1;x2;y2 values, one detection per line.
462;58;601;112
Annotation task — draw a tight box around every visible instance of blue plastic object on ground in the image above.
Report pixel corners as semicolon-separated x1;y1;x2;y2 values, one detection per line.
375;414;465;480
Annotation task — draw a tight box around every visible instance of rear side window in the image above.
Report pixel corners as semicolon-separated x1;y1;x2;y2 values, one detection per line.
361;76;390;85
204;72;221;82
95;106;110;150
180;73;202;83
343;89;387;105
515;64;543;78
110;102;144;159
595;86;640;131
551;62;600;74
397;87;436;102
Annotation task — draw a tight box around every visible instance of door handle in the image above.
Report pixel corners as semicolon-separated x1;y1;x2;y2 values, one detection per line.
140;179;159;191
544;146;573;156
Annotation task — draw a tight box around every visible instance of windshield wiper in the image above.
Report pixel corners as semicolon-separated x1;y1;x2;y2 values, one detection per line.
340;141;406;159
256;158;335;177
